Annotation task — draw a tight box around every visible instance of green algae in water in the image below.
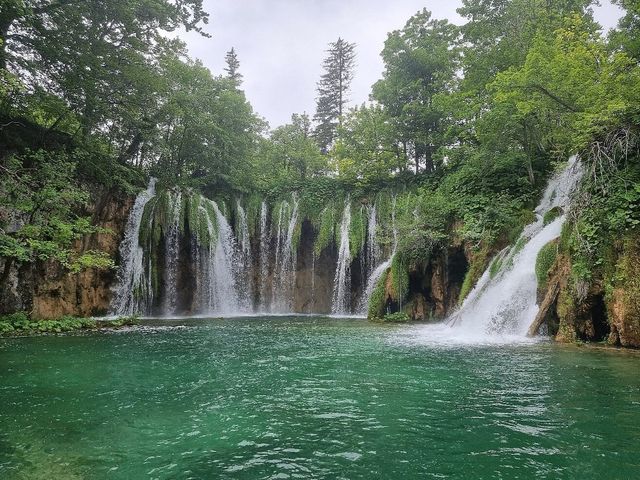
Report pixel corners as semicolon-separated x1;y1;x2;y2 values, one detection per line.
1;316;640;479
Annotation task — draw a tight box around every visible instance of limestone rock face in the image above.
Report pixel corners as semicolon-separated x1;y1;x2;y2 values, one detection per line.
380;246;468;321
0;189;134;319
548;233;640;348
606;235;640;348
292;220;337;313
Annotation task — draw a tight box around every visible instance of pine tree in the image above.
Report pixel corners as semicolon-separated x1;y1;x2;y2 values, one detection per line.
224;47;242;86
313;38;356;153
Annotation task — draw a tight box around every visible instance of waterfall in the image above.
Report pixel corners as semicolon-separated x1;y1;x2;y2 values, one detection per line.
448;156;584;337
162;190;182;315
258;201;270;311
358;198;398;314
366;204;380;275
110;178;157;316
310;251;316;313
205;199;244;314
271;194;299;312
236;200;253;304
331;198;352;314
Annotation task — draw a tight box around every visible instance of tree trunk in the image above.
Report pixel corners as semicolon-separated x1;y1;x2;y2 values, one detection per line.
527;279;560;337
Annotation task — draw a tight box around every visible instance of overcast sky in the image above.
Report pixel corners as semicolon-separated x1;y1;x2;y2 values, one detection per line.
179;1;624;129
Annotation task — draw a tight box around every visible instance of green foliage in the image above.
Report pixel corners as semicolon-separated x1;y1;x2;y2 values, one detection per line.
381;312;410;323
69;251;114;273
0;312;143;336
543;207;563;226
536;241;559;289
372;8;460;174
459;244;491;303
367;269;389;320
314;205;336;255
0;150;112;274
349;205;366;258
314;38;356;152
569;158;640;283
390;254;409;303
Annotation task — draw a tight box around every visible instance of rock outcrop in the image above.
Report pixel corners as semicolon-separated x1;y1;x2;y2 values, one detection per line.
0;188;134;319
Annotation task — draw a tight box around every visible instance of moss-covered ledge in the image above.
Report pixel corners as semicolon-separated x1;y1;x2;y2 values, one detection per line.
0;312;140;336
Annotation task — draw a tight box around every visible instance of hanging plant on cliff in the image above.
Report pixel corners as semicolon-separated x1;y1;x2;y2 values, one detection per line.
0;150;113;286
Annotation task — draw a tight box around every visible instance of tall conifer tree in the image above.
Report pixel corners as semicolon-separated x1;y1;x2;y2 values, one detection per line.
313;38;356;152
225;47;242;86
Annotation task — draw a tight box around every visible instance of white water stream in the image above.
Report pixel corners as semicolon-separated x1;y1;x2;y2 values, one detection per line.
445;156;584;340
110;178;157;316
331;198;352;314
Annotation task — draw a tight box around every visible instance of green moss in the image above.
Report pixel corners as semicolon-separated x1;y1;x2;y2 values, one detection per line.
367;269;389;320
535;240;558;289
381;312;410;323
349;204;366;258
390;254;409;303
556;289;578;343
459;244;490;303
138;195;159;247
314;204;336;255
543;206;563;226
0;312;143;336
489;255;503;279
559;221;573;253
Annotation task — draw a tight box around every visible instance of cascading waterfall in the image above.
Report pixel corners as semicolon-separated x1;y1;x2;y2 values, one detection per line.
358;198;398;314
331;198;352;314
448;156;584;338
271;194;299;312
236;200;253;303
162;191;183;315
310;251;316;313
206;199;244;313
258;201;270;310
110;178;157;316
366;204;380;276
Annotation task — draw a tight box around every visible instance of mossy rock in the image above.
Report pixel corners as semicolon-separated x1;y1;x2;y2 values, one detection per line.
536;240;559;289
543;207;563;226
381;312;410;323
367;269;389;320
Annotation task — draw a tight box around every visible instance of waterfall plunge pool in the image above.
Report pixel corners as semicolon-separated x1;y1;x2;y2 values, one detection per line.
1;315;639;479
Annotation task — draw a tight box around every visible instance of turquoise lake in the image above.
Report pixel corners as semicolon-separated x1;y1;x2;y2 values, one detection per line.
1;316;639;479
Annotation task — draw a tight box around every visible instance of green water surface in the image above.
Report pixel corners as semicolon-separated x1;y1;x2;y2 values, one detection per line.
1;316;639;479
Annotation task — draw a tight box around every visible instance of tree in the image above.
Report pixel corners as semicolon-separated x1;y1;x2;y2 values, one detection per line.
255;113;328;189
313;38;356;153
149;52;263;190
224;48;243;87
610;0;640;61
332;104;400;183
0;1;209;150
456;0;596;104
372;9;460;173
